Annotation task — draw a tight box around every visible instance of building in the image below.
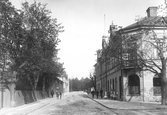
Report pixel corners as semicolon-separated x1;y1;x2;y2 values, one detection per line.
61;76;69;94
95;7;167;102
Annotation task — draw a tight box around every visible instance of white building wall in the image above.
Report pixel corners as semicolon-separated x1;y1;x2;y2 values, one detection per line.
143;71;161;102
123;70;161;102
63;78;69;94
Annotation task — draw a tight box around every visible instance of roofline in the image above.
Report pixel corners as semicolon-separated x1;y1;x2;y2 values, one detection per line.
121;16;167;33
121;25;167;34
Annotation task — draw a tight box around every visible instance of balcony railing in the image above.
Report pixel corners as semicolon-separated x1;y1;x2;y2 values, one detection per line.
121;59;141;69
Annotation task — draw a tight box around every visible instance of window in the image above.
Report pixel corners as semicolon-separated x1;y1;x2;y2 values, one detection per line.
115;78;117;91
153;78;161;86
122;53;129;60
108;80;109;92
110;79;111;90
113;79;115;90
153;77;161;96
128;74;140;95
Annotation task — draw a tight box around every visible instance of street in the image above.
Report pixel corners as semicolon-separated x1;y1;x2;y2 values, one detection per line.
0;92;115;115
1;92;167;115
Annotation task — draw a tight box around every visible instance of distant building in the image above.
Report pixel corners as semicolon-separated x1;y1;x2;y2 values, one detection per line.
54;76;69;95
63;77;69;94
95;7;167;102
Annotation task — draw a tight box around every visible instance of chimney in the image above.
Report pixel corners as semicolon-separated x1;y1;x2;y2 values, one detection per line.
146;7;157;17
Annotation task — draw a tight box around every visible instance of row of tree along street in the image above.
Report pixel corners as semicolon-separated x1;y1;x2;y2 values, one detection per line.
0;0;66;91
69;77;94;92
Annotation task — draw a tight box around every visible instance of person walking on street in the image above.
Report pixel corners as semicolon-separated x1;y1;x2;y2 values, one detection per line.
51;90;54;98
91;90;95;98
56;87;59;99
96;90;99;99
100;89;103;99
91;87;95;98
59;91;62;99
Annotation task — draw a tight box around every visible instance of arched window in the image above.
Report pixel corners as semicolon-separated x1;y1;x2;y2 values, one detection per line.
128;74;140;95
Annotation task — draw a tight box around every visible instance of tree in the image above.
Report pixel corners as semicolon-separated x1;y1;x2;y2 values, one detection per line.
89;73;96;90
13;1;64;91
0;0;65;91
69;77;92;91
0;0;19;84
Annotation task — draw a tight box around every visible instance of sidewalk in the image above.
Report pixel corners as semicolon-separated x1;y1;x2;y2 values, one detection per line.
0;92;72;115
0;95;61;115
0;98;51;115
0;92;71;114
88;94;167;110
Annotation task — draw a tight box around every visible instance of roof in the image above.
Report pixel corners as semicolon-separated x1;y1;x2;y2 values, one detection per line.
121;16;167;33
56;77;63;82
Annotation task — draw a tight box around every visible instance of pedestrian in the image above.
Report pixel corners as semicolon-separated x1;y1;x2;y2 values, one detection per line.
59;91;62;99
96;90;99;99
107;91;110;99
51;90;54;98
56;87;59;99
91;90;95;98
91;87;95;98
100;89;103;99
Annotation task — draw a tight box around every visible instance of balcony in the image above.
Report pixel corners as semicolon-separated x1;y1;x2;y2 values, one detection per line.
121;59;141;69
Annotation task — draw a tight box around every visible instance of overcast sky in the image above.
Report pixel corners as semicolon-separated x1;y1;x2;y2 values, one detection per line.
10;0;163;79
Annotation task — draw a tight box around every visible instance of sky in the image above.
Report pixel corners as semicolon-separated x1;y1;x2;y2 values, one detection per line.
10;0;163;79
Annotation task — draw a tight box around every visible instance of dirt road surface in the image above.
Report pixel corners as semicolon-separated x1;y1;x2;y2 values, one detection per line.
27;92;115;115
0;92;116;115
1;91;167;115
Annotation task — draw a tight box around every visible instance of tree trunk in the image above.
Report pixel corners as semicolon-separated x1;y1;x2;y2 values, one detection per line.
42;76;45;92
34;75;39;90
161;58;167;105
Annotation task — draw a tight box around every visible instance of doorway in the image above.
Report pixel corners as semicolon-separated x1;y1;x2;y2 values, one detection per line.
119;76;123;100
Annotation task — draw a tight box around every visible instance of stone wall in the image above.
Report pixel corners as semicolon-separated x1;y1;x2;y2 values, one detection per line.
14;90;49;107
0;86;50;108
0;88;11;108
